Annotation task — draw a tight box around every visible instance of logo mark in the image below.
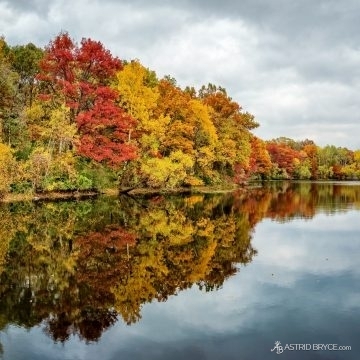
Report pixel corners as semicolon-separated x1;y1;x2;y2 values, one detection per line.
271;341;284;354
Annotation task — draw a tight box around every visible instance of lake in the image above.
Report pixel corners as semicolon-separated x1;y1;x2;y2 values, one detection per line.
0;181;359;359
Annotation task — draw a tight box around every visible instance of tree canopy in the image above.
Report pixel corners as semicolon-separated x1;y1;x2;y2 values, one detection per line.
1;32;359;199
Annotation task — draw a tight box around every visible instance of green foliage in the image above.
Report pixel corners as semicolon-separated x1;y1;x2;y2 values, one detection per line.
75;174;94;190
42;174;93;191
270;164;289;180
317;165;334;179
293;159;312;180
0;38;19;142
76;158;118;189
10;42;43;107
10;180;33;194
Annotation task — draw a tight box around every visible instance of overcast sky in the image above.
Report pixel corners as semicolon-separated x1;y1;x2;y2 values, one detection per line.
1;0;359;149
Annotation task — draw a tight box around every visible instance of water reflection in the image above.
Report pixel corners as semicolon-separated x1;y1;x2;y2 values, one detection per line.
0;191;257;343
0;181;360;352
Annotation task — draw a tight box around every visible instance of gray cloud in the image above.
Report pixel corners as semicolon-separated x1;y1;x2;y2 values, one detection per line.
0;0;359;148
1;0;50;14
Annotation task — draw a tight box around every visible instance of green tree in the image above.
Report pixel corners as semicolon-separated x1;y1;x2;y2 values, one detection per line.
10;43;43;107
0;37;19;143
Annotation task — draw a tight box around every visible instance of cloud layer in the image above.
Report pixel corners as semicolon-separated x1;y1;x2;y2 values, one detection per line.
1;0;359;148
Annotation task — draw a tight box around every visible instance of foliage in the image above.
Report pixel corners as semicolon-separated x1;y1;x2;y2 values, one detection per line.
10;42;43;107
1;32;360;198
0;37;19;142
38;32;137;168
248;136;272;179
199;84;256;182
141;150;194;188
0;142;17;198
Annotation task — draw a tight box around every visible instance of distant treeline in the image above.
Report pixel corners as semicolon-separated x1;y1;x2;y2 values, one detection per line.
1;32;360;198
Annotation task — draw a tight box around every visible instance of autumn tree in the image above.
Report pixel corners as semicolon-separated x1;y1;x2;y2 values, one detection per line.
115;74;220;188
248;136;272;179
266;141;305;178
199;84;258;183
316;145;354;179
10;43;43;107
0;142;17;198
303;143;318;179
113;60;169;186
0;37;18;143
153;79;218;185
38;32;137;168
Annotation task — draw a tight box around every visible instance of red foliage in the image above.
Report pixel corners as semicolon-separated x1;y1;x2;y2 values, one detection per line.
76;87;137;166
266;142;302;176
38;32;137;167
38;32;76;84
76;38;121;83
332;164;344;180
73;225;136;311
77;225;136;257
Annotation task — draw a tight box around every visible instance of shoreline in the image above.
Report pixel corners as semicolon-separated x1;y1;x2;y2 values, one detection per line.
1;185;240;203
2;180;360;203
120;185;240;196
1;189;101;203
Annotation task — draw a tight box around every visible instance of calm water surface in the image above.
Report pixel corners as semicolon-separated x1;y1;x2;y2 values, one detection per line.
0;182;359;359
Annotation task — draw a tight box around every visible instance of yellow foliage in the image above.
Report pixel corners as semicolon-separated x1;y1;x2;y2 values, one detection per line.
115;60;159;123
189;99;218;147
0;142;17;197
188;238;217;282
354;150;360;164
0;212;16;275
25;147;52;189
139;114;170;151
138;208;194;246
141;150;194;188
184;175;204;186
184;195;205;207
26;103;77;153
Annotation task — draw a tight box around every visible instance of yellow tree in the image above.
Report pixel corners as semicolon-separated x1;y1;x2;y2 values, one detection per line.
114;60;170;186
115;61;171;152
24;102;80;191
187;99;218;183
26;102;78;154
0;142;17;198
115;65;219;187
154;79;219;185
199;84;258;182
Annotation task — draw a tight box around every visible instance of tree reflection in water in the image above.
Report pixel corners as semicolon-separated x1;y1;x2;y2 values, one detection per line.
0;181;359;342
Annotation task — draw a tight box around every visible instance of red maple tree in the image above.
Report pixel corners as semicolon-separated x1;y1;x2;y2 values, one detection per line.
38;32;137;166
